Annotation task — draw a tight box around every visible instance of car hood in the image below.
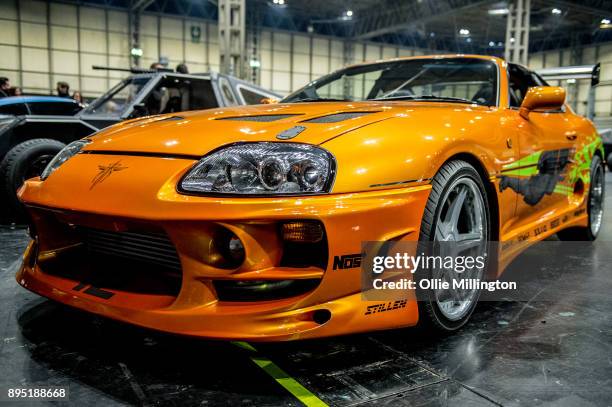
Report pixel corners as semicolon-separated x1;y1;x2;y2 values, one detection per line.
83;101;489;157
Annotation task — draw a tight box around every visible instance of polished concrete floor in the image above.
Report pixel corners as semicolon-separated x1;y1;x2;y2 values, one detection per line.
1;175;611;406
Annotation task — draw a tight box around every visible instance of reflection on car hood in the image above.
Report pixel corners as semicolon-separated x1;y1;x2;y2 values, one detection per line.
83;101;488;156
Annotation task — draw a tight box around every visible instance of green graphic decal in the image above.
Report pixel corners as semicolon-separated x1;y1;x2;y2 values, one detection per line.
499;133;603;205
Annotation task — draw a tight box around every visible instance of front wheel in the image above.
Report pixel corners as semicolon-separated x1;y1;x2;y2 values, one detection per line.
557;155;605;241
0;138;65;222
416;160;491;332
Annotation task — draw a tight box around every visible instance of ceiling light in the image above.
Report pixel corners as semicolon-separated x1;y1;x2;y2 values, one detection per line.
510;37;515;43
602;18;611;24
278;0;285;4
459;28;470;36
488;8;509;15
489;41;495;46
552;8;562;15
466;38;472;43
346;10;353;17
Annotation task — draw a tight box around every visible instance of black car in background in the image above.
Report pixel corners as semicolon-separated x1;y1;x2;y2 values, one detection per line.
0;69;280;222
0;96;83;116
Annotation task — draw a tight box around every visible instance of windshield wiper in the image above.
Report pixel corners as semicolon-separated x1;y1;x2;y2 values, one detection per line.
288;97;351;103
372;95;476;104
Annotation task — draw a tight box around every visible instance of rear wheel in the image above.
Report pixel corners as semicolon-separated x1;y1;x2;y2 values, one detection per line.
557;155;605;241
417;160;490;332
0;138;65;223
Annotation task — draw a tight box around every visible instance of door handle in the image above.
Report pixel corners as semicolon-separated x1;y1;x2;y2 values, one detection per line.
565;132;577;141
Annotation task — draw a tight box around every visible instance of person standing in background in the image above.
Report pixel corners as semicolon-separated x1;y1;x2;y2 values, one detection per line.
0;77;11;98
72;91;83;104
56;81;70;97
176;63;189;74
10;87;22;96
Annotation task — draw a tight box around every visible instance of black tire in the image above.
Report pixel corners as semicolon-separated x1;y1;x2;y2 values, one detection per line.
0;138;65;223
606;152;612;172
557;155;605;241
416;160;491;332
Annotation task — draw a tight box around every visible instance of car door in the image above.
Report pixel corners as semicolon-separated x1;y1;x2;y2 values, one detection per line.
501;64;578;237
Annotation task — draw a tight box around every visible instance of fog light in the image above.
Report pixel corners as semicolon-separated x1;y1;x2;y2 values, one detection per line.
228;235;245;261
215;229;245;268
282;221;324;243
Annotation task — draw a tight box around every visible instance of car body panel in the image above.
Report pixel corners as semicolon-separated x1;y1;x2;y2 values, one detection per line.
16;55;604;340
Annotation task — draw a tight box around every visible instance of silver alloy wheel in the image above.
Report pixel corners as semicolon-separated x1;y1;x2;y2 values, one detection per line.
433;177;488;321
590;164;605;236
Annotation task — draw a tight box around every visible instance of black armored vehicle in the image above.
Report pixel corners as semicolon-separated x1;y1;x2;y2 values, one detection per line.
0;67;280;221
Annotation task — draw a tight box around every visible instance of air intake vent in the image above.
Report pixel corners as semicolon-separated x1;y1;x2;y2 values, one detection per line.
82;228;181;271
303;112;374;123
218;114;301;122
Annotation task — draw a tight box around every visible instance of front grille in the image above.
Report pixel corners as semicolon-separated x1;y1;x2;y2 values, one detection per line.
82;227;182;272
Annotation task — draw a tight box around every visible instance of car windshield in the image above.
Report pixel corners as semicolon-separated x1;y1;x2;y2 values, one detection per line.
83;77;151;116
282;57;498;106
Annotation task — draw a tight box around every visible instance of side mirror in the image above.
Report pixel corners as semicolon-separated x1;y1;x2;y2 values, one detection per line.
519;86;565;119
260;97;279;104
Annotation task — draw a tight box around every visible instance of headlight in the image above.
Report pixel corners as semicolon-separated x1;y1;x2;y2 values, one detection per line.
179;143;335;195
40;139;91;180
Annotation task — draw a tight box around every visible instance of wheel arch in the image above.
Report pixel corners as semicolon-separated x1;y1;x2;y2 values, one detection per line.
436;152;500;242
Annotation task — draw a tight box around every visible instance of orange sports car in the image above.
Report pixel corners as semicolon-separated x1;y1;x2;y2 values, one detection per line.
16;55;605;340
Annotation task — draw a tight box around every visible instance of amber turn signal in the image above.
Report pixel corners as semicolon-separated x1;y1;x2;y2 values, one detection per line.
281;221;324;243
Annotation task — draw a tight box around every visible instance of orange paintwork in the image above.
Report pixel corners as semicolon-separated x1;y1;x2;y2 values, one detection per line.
16;55;603;340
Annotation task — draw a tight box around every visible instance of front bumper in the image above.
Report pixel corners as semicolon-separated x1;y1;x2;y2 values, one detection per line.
17;155;430;341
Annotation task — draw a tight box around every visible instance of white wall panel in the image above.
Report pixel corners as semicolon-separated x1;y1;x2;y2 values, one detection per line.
81;29;107;54
21;23;48;48
51;26;78;50
0;1;17;19
22;72;49;91
161;17;183;40
312;38;328;56
292;73;309;90
160;38;183;61
80;7;106;30
1;21;19;45
293;35;309;53
50;3;77;27
22;48;48;72
81;53;107;77
331;40;343;56
312;55;329;75
365;44;380;62
108;32;128;55
0;45;19;70
107;10;128;33
141;15;158;36
273;33;291;51
141;36;159;59
293;53;310;74
20;1;47;23
382;46;397;59
51;50;78;74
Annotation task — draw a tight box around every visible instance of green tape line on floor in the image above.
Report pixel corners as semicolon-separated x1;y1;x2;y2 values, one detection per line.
232;341;328;407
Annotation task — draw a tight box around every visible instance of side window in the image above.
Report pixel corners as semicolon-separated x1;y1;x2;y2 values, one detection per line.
141;76;219;115
239;87;269;105
508;64;539;107
28;101;80;115
0;103;28;115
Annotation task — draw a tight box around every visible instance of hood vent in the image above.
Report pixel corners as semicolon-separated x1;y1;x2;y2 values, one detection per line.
303;112;375;123
218;114;301;122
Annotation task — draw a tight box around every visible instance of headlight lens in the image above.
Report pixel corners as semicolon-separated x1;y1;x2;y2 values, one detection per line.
180;143;335;195
40;139;91;180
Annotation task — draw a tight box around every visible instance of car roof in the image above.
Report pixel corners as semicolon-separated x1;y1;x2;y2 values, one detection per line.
0;96;78;106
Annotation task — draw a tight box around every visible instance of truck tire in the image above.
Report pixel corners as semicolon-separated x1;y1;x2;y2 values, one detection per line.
0;139;65;223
